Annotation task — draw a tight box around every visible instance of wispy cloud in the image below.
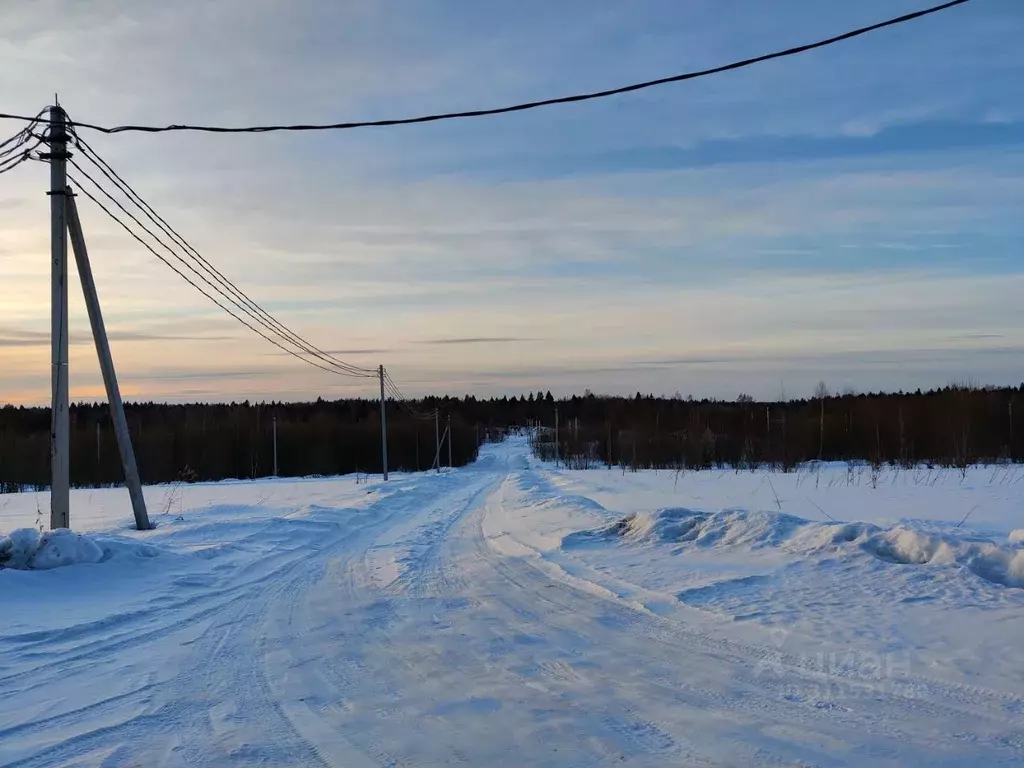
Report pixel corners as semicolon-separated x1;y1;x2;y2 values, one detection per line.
418;337;534;345
0;329;238;348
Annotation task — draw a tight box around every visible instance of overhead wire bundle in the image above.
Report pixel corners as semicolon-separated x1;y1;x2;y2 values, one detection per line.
0;108;47;177
60;124;378;380
382;370;437;420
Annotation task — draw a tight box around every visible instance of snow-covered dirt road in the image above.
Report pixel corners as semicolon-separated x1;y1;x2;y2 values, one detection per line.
2;437;1023;766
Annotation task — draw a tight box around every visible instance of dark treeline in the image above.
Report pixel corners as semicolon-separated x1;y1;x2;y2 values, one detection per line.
0;397;489;492
2;384;1022;490
529;385;1024;471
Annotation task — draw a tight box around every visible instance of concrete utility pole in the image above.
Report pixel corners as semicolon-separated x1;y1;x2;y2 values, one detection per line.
67;192;150;530
379;365;388;481
48;105;69;530
447;413;452;469
273;415;278;476
435;410;440;473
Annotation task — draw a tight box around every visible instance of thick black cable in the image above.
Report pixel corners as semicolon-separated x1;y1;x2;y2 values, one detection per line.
68;159;375;378
0;0;971;136
0;131;30;159
0;125;43;173
67;132;376;377
0;150;33;176
0;135;43;176
67;174;374;379
0;110;44;156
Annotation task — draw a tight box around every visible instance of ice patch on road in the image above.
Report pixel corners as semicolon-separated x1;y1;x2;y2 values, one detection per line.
0;528;161;571
564;508;1024;588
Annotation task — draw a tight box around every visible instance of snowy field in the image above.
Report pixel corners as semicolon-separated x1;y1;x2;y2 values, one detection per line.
2;437;1023;766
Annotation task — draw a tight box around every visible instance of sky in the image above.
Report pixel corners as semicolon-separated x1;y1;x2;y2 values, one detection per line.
0;0;1022;404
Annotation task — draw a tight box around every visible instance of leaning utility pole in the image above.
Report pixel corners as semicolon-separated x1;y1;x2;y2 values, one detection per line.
379;365;388;481
67;192;150;530
47;105;70;530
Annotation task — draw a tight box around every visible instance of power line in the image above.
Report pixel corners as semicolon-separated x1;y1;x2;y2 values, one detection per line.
383;371;438;419
0;140;42;176
383;371;413;401
67;171;375;379
384;378;428;415
0;1;973;137
0;109;45;156
0;119;45;176
68;174;370;379
66;132;375;377
0;149;33;177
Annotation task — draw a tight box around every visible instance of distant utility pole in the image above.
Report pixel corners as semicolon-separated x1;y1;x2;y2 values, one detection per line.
554;406;559;466
447;413;452;469
379;365;388;481
67;191;150;530
47;105;70;530
435;410;441;474
272;414;278;476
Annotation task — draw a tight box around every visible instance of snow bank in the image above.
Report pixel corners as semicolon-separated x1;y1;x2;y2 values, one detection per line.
564;508;1024;588
0;528;160;571
863;526;1024;587
565;508;813;549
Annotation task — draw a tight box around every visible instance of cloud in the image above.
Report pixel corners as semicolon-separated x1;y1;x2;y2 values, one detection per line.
320;348;389;356
418;337;533;345
0;328;238;348
118;367;285;382
0;329;49;348
426;121;1024;180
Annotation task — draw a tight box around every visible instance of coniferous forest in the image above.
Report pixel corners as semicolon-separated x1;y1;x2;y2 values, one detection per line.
1;384;1021;491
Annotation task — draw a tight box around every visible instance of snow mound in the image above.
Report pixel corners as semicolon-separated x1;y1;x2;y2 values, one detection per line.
0;529;160;571
562;508;710;546
564;509;1024;588
863;526;1024;587
565;508;813;550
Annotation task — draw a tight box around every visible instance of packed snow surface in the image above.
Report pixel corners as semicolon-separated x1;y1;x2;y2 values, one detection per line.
2;437;1023;766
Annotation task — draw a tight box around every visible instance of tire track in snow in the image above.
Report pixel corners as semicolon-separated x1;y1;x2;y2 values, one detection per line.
256;472;486;766
1;477;441;767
